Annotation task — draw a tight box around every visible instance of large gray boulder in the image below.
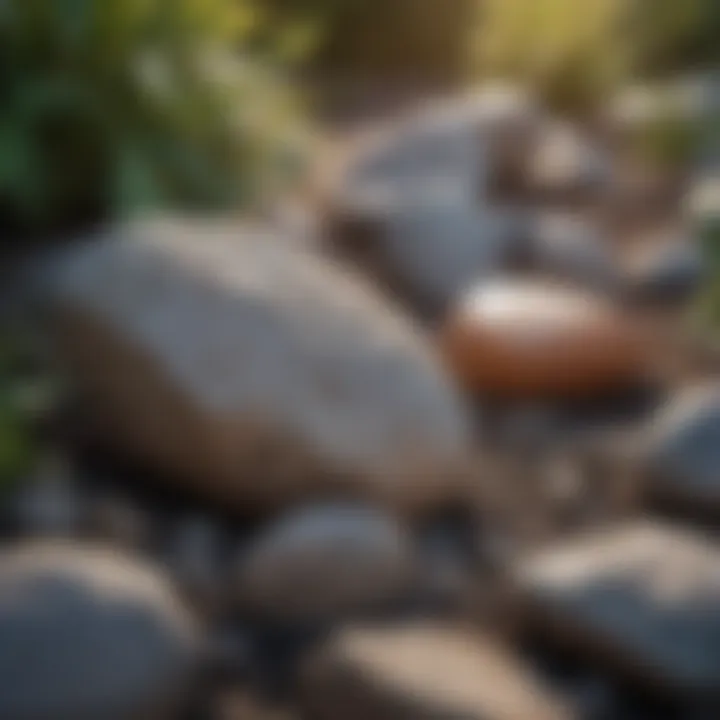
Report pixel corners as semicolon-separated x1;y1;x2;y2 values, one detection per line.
50;217;471;512
235;503;416;621
0;542;199;720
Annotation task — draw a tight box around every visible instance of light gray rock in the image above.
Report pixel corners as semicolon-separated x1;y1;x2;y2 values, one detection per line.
50;217;471;512
644;385;720;510
0;541;199;720
332;88;537;310
235;503;416;621
513;522;720;695
302;624;570;720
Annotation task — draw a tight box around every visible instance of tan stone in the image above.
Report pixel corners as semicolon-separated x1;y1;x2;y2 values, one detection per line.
302;624;571;720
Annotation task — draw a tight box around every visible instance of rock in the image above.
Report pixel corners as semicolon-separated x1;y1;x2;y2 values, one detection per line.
379;201;526;314
329;89;536;312
686;174;720;239
529;213;617;289
644;385;720;512
302;624;570;720
235;503;416;622
13;455;83;538
441;279;648;399
0;541;199;720
623;236;703;304
86;491;153;550
165;514;227;613
49;217;471;512
513;522;720;697
528;121;611;203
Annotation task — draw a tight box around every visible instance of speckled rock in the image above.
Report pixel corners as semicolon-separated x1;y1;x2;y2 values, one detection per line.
50;217;471;512
0;541;199;720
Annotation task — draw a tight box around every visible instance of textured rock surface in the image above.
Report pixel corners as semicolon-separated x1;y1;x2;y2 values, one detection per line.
0;541;199;720
235;503;416;621
514;522;720;696
441;280;648;398
50;217;471;511
302;624;570;720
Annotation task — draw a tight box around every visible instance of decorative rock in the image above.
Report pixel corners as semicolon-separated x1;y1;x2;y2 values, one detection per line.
0;541;199;720
644;385;720;512
513;522;720;696
235;503;416;621
50;217;471;512
529;213;617;289
441;280;648;398
302;624;570;720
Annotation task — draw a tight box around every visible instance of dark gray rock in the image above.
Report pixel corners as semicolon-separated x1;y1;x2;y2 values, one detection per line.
645;385;720;512
513;522;720;698
235;503;417;622
0;542;199;720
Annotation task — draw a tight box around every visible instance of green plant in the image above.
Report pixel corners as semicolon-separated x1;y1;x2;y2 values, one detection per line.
0;0;305;236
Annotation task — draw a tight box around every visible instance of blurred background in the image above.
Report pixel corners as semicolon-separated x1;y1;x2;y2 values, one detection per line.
0;2;719;719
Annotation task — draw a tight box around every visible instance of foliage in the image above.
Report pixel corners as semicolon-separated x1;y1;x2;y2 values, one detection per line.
0;332;50;491
250;0;474;82
0;0;305;236
470;0;630;113
469;0;720;114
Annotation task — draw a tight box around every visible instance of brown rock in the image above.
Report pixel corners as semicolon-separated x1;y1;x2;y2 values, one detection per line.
441;280;648;399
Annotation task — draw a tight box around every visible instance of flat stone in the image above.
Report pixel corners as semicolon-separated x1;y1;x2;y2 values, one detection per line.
302;624;570;720
0;541;199;720
513;522;720;697
235;503;417;622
